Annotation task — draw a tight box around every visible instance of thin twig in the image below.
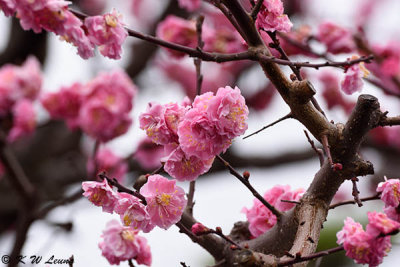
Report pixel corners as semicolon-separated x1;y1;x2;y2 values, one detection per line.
98;173;147;205
250;0;264;21
281;200;301;205
196;227;243;249
351;177;363;207
68;255;74;267
320;134;333;167
329;193;381;209
277;245;344;266
195;15;204;97
243;113;292;139
128;259;135;267
303;130;324;166
216;155;282;218
379;115;400;127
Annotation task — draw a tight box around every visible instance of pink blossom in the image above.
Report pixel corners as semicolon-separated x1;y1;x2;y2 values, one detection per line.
139;102;186;145
84;9;128;59
207;86;249;139
41;82;84;129
134;137;164;170
0;0;15;16
242;185;304;237
15;0;95;58
372;41;400;77
162;144;214;181
341;57;369;95
85;70;136;115
204;28;246;54
377;178;400;208
384;207;400;222
178;0;201;12
191;222;209;235
79;70;136;142
140;175;187;229
0;56;42;115
156;15;197;58
7;100;36;143
82;179;118;213
99;220;151;266
79;100;132;142
255;0;292;33
178;107;232;160
114;193;154;233
337;216;395;267
316;22;356;54
87;148;128;183
366;212;400;236
178;87;249;160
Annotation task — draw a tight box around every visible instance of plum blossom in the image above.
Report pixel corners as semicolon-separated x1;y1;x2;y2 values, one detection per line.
255;0;292;33
341;56;369;95
99;220;151;266
114;193;154;233
134;137;164;170
0;56;42;115
242;185;304;237
87;148;128;183
337;213;400;267
156;16;199;58
162;144;214;182
377;178;400;208
7;100;36;143
139;102;186;145
191;222;209;235
41;82;84;129
178;86;248;160
140;175;187;229
15;0;95;58
84;9;128;59
82;179;118;213
316;22;356;54
0;0;15;17
79;70;137;142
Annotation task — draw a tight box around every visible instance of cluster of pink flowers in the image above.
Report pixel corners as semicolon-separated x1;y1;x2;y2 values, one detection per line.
255;0;293;33
157;15;245;58
337;212;400;266
0;56;42;142
42;70;137;142
377;178;400;222
0;1;127;59
82;174;187;231
242;185;304;237
99;220;151;266
316;21;356;54
341;56;369;95
87;148;128;183
139;86;249;181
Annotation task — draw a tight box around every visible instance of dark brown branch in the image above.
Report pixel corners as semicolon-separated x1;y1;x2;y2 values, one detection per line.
329;193;381;209
216;155;282;218
243;113;292;139
36;189;83;219
277;245;344;266
196;227;243;249
379;115;400;127
304;130;324;166
195;15;205;97
320;134;333;167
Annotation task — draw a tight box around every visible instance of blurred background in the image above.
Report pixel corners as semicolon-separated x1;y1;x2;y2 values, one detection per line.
1;0;400;266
